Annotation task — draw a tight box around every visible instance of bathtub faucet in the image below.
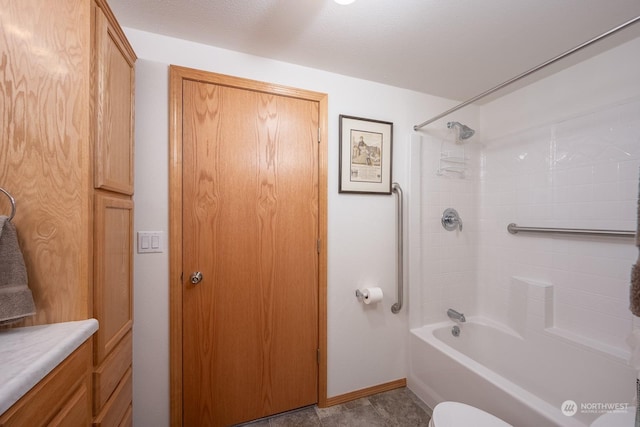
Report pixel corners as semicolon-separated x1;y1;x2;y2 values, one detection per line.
447;308;466;323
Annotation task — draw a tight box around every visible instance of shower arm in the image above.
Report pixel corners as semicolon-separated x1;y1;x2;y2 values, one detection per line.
413;15;640;131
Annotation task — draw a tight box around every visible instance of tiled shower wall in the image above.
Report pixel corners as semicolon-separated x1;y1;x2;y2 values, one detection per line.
419;132;481;325
477;98;640;352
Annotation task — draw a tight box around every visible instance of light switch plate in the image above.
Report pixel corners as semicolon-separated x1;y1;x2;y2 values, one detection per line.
137;231;164;253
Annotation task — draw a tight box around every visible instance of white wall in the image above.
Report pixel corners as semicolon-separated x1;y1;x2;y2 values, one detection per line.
477;37;640;354
128;29;462;426
130;59;170;425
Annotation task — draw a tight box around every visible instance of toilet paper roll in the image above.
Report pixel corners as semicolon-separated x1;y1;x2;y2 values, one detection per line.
361;287;383;304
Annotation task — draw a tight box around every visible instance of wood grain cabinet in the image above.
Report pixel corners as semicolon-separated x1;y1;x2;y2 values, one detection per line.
93;192;134;364
0;342;93;427
91;1;136;426
92;192;134;426
94;0;136;195
0;0;135;425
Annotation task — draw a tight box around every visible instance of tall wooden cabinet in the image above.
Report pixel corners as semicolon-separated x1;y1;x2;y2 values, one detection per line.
91;1;136;425
0;0;136;425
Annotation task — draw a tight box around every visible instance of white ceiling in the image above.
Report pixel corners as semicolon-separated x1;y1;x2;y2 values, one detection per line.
108;0;640;102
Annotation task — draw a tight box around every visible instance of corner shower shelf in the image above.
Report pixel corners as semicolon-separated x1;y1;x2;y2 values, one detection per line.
438;166;466;174
437;152;468;176
439;156;467;164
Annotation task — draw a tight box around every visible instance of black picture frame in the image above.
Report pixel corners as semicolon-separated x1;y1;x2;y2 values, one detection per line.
338;115;393;194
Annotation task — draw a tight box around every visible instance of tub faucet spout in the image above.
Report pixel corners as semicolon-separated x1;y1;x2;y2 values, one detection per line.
447;308;466;323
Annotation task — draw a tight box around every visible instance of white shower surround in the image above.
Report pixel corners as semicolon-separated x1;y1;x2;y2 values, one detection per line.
413;37;640;348
408;36;640;425
478;98;640;352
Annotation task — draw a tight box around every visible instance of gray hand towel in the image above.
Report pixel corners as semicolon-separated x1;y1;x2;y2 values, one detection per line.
0;215;36;324
631;171;640;316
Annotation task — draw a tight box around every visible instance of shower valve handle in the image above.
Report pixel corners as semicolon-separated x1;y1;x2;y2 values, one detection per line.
442;208;463;232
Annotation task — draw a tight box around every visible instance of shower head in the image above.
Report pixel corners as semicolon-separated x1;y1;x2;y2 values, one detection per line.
447;121;475;141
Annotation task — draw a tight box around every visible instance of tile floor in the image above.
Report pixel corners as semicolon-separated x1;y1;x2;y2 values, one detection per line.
237;387;432;426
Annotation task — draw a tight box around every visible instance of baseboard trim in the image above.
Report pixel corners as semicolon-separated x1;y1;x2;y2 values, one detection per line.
321;378;407;408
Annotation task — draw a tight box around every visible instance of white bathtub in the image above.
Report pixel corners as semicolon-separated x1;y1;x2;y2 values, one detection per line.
408;318;636;426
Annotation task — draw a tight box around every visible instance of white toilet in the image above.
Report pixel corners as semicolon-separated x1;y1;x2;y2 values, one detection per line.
429;402;513;427
590;407;636;427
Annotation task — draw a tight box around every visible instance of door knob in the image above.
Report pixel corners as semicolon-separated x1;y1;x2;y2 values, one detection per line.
190;271;203;284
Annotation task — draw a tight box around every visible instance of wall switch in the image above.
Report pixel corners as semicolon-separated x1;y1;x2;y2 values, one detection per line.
137;231;164;253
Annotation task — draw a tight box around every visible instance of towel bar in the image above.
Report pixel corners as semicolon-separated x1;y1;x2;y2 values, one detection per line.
0;187;16;222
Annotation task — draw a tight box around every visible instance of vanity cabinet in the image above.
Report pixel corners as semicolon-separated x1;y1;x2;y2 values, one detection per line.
0;0;135;425
0;342;92;427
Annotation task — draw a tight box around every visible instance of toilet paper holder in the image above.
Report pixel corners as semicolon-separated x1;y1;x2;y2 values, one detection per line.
355;287;383;304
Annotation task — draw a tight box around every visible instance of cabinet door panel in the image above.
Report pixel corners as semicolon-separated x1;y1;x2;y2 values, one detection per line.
94;5;135;194
94;192;133;364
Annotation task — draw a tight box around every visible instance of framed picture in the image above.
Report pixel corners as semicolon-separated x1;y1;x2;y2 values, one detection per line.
339;115;393;194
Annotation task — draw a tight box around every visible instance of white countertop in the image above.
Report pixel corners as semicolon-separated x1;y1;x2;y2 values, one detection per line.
0;319;98;415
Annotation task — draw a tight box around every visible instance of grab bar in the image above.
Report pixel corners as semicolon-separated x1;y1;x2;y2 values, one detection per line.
391;182;403;314
0;187;16;222
507;223;635;238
